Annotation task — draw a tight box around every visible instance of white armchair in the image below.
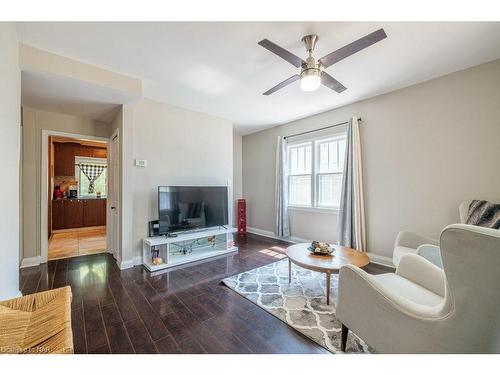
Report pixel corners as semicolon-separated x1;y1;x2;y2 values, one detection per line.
337;224;500;353
393;230;440;267
392;200;473;268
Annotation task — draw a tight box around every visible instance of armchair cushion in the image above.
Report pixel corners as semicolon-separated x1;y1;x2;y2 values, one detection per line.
373;274;443;306
396;253;445;297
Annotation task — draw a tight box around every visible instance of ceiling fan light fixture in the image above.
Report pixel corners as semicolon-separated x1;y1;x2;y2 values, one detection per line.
300;69;321;92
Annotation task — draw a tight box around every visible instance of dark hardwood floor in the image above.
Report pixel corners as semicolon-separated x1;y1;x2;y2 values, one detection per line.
19;233;393;354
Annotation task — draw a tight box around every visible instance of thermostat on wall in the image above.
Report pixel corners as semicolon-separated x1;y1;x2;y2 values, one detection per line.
135;159;147;167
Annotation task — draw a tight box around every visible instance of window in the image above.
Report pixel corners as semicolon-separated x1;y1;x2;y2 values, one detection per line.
288;142;312;206
75;156;107;198
287;134;346;209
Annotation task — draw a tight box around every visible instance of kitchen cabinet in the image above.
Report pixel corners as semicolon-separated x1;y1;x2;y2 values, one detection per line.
64;199;84;229
51;198;106;230
83;199;106;226
54;142;79;176
51;200;65;230
54;143;107;177
92;148;107;158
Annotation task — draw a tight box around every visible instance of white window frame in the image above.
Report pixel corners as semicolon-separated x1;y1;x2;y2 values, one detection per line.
287;141;313;208
287;133;346;212
75;156;108;198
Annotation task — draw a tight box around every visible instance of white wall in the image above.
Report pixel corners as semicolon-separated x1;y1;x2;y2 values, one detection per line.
123;98;233;264
0;23;21;299
21;107;111;261
242;59;500;260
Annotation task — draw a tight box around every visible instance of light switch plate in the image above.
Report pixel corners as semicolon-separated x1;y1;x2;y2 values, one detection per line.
135;159;147;167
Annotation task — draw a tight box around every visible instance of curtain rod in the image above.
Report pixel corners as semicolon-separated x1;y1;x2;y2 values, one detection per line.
284;117;362;140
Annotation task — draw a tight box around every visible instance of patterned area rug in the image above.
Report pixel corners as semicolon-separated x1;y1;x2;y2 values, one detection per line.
222;259;373;354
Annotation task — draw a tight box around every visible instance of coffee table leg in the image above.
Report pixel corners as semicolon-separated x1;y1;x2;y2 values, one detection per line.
288;258;291;283
326;272;331;305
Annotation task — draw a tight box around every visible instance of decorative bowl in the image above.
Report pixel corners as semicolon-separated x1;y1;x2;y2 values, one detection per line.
308;241;334;256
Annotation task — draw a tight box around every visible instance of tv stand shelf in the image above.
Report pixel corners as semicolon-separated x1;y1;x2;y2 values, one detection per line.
142;226;238;272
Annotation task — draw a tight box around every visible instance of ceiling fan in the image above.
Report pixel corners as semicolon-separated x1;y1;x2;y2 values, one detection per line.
258;28;387;95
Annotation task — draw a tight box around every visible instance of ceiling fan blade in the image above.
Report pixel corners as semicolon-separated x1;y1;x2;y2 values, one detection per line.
321;71;347;93
258;39;305;68
263;74;300;95
319;28;387;68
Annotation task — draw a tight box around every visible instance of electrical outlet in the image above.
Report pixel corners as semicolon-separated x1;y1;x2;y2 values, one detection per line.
135;159;147;167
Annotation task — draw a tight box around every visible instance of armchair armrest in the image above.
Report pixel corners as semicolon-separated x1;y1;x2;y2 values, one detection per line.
394;230;439;249
337;265;442;322
337;265;442;330
396;253;445;296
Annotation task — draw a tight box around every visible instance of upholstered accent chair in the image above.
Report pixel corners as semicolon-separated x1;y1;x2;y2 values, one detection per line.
393;230;440;267
392;200;473;267
337;224;500;353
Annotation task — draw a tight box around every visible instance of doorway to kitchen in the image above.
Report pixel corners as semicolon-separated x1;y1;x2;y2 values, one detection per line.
46;134;108;260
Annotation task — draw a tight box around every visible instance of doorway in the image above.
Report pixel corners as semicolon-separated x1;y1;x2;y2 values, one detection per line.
41;130;113;262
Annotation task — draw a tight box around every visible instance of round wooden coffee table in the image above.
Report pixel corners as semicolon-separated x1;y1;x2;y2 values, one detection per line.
286;243;370;305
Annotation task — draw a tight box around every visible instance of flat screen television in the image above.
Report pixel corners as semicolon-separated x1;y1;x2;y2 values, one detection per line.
158;186;228;234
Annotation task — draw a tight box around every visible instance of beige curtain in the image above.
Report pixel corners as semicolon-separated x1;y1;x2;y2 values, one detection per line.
338;117;366;251
275;136;290;238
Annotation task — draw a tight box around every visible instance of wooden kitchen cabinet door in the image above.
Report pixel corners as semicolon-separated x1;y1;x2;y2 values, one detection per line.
54;143;78;176
83;199;106;227
51;200;65;230
64;199;84;228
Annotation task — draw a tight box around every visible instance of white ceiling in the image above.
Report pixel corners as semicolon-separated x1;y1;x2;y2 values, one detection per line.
15;22;500;134
21;71;134;123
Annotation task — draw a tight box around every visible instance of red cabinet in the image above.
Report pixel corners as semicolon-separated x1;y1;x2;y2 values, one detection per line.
237;199;246;234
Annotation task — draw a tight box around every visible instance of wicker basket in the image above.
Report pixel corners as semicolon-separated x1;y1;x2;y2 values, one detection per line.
0;286;73;354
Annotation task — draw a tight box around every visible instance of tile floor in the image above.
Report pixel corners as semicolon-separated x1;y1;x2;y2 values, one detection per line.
48;227;107;260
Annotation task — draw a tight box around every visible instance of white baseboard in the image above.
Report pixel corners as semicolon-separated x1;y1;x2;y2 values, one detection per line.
20;256;41;268
247;226;395;268
118;258;133;270
133;255;142;266
366;253;395;268
247;226;278;239
118;255;142;270
247;226;309;243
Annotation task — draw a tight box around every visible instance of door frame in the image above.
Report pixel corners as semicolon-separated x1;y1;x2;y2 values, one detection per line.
107;128;120;262
40;129;110;263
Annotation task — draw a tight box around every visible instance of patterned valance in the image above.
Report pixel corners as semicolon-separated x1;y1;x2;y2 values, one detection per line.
77;164;106;194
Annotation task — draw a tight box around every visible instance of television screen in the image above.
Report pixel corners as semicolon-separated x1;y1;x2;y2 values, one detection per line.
158;186;228;234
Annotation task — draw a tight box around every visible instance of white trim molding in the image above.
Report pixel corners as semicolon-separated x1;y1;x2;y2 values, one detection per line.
288;206;339;215
247;226;310;244
366;253;395;268
118;255;142;270
40;129;109;264
20;256;42;269
19;256;42;268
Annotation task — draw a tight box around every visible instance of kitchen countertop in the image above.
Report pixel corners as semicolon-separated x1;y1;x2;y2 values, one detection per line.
52;197;107;201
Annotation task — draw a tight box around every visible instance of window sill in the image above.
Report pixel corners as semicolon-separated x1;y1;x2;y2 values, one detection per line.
288;206;339;215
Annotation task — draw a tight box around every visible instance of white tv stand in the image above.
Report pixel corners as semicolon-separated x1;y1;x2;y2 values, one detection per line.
142;226;238;272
